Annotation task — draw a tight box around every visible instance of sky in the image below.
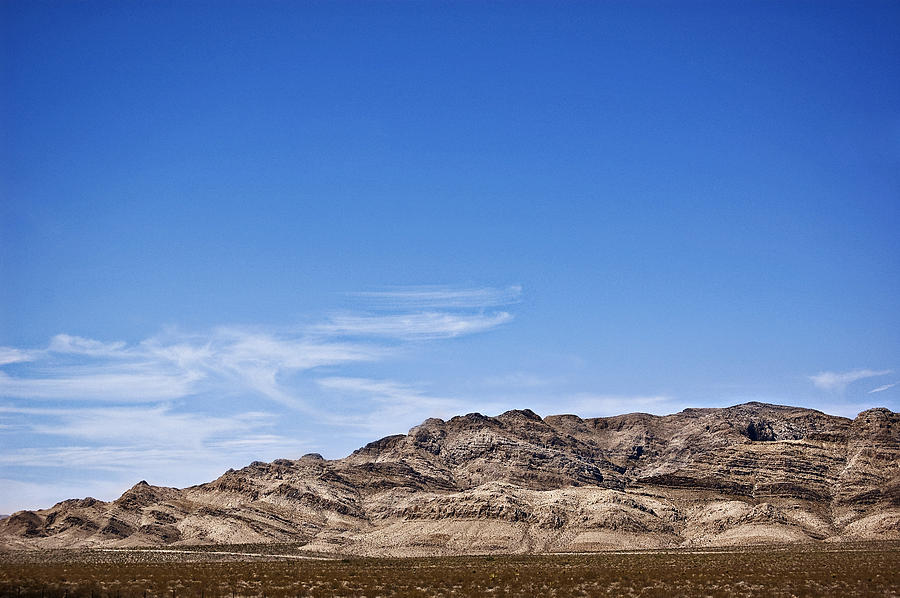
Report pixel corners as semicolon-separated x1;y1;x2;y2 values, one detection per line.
1;1;898;513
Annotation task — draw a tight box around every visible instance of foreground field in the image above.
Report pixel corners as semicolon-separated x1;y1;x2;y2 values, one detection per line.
2;542;898;597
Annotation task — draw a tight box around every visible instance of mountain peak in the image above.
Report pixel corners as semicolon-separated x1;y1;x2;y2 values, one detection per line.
498;408;542;421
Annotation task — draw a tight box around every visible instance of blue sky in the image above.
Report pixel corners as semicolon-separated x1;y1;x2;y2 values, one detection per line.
1;1;898;513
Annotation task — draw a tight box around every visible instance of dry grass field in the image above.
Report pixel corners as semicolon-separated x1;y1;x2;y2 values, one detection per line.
2;542;898;597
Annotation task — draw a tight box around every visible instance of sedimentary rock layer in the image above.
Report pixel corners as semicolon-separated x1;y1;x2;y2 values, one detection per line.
2;402;898;555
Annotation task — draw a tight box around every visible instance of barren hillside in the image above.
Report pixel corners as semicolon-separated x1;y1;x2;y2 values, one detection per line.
2;402;898;555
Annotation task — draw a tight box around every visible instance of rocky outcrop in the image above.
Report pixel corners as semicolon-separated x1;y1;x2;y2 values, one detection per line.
1;402;897;555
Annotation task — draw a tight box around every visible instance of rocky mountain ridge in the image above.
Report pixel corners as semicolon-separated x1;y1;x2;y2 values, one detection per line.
2;402;898;555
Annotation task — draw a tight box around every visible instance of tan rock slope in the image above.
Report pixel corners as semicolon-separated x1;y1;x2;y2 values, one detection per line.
2;403;898;555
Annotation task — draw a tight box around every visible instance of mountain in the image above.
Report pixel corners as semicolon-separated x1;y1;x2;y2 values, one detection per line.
2;403;898;555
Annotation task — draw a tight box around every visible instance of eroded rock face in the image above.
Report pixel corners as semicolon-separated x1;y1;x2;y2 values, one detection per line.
1;402;897;554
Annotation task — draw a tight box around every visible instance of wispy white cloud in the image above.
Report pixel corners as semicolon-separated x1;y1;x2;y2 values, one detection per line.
0;439;312;472
0;287;517;408
809;368;892;392
869;382;897;394
0;347;38;366
323;286;518;340
48;334;128;357
210;328;382;370
351;285;522;309
313;311;512;340
0;329;382;409
0;404;276;447
0;370;203;401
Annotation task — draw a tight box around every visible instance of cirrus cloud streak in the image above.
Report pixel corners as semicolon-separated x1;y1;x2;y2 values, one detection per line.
809;368;892;392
